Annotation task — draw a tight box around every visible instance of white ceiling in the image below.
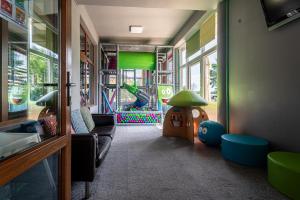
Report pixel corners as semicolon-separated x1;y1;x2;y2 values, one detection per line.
77;0;219;45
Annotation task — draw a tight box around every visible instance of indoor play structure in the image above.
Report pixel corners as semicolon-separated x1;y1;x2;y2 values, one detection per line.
99;44;175;125
122;83;150;111
162;90;209;143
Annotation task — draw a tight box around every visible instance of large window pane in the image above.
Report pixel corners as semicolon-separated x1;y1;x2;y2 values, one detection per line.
0;153;59;200
0;0;60;161
135;69;144;87
180;48;186;65
203;51;217;121
190;62;201;94
80;26;95;106
180;67;187;89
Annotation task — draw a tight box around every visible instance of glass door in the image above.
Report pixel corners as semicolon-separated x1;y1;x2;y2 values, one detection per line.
0;0;71;199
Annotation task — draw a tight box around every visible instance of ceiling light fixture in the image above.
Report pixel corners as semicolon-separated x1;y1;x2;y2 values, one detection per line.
129;25;144;34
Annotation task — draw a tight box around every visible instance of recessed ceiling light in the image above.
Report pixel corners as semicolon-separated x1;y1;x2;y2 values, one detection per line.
129;25;144;34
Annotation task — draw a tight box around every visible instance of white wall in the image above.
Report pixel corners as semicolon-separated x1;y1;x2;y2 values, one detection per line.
71;0;99;111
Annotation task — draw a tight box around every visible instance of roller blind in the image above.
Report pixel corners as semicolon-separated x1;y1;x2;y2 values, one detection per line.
118;52;156;70
186;30;200;58
200;13;216;48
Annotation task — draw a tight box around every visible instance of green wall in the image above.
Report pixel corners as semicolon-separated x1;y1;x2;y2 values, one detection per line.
118;52;156;70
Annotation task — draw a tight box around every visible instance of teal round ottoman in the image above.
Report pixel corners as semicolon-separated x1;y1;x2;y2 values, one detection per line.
268;152;300;200
221;134;269;166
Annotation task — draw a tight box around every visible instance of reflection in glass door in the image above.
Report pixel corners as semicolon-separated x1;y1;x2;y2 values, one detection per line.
8;33;28;119
0;0;63;199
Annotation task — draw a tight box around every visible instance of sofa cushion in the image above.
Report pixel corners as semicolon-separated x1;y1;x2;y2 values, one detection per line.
71;109;89;134
20;120;44;134
80;107;95;132
91;125;115;139
96;136;112;167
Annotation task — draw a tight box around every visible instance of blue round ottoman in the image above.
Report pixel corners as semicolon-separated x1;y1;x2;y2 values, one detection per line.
221;134;269;166
198;120;226;146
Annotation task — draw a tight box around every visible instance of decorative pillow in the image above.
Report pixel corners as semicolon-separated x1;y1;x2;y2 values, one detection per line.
71;109;89;134
42;116;57;136
71;126;76;134
80;107;95;132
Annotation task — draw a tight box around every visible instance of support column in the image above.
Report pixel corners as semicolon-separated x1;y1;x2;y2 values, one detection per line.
217;1;229;131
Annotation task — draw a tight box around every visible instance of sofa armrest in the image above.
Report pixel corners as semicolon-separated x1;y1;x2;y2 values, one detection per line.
71;133;97;182
92;114;115;126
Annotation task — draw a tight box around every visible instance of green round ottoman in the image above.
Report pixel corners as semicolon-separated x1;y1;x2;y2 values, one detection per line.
268;152;300;200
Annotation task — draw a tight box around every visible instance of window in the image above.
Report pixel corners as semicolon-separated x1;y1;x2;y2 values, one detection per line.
0;1;61;194
123;70;135;85
177;12;218;120
80;25;96;106
180;67;187;89
190;62;201;94
203;51;217;102
135;69;144;86
180;47;186;65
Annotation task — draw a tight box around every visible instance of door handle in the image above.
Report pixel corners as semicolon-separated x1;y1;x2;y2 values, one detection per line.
67;72;76;106
67;83;76;87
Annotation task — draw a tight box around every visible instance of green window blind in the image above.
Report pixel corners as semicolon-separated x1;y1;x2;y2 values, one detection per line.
118;52;156;70
186;30;200;58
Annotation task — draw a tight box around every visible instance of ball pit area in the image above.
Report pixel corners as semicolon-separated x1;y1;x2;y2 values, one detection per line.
116;111;162;125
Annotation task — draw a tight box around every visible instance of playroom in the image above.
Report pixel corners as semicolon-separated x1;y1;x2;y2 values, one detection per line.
0;0;299;199
69;1;298;198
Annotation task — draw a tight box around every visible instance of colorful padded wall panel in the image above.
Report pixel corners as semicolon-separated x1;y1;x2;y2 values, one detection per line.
118;52;156;70
116;111;162;124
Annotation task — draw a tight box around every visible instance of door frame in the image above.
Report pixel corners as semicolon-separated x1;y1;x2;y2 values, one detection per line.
0;0;72;199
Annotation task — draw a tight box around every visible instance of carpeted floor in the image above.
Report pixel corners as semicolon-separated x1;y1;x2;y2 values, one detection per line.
72;126;287;200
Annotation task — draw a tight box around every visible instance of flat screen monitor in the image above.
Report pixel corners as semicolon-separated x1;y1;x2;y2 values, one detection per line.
261;0;300;30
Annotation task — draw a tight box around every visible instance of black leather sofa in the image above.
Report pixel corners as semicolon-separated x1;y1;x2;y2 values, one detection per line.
71;114;115;199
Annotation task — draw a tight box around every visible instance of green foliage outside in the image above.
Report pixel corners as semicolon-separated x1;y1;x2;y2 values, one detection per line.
29;53;47;101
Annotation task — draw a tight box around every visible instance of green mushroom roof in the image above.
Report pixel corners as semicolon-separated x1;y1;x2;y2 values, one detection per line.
167;90;208;107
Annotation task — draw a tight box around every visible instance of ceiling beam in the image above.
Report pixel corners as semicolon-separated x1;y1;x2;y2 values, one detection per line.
76;0;219;10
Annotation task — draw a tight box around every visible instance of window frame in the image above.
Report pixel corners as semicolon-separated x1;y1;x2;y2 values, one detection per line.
0;1;72;198
80;24;96;106
178;42;217;96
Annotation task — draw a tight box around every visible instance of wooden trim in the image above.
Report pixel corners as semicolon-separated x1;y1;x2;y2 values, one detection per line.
0;136;68;186
59;0;72;199
0;117;27;127
0;19;9;121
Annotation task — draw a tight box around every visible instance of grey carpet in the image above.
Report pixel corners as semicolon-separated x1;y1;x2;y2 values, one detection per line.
72;126;287;200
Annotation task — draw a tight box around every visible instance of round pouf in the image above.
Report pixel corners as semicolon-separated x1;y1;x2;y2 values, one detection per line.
268;152;300;200
221;134;269;166
198;120;225;145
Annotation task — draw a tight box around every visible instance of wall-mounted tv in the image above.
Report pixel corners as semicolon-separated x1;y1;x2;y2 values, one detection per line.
261;0;300;30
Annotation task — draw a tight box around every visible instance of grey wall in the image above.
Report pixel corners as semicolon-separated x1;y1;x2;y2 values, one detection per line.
71;0;81;111
217;1;228;130
228;0;300;151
